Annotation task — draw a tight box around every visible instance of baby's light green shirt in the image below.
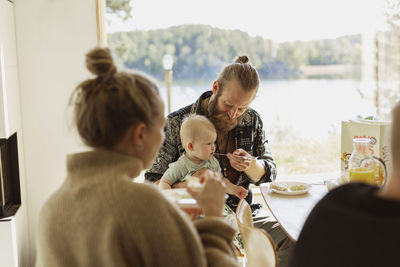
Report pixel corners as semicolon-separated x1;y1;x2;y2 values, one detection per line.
163;154;221;184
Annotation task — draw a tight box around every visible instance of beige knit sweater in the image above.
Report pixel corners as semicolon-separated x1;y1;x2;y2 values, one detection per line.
35;149;238;267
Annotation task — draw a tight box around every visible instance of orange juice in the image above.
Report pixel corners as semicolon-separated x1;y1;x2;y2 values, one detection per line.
349;167;375;184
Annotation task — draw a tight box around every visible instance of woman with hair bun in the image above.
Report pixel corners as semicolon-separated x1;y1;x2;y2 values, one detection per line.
35;47;238;267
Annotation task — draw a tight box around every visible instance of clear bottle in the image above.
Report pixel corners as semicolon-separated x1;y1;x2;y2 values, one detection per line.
348;138;376;184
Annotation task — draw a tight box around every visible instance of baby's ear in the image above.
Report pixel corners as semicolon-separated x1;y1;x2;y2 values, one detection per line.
188;142;194;151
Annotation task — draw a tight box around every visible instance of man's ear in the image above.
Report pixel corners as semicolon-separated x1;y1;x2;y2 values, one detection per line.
187;142;194;151
131;122;147;149
212;80;219;95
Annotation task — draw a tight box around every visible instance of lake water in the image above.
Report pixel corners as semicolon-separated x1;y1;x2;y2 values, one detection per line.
160;79;376;141
158;79;378;176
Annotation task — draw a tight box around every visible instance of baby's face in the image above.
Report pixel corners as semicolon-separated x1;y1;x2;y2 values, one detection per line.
191;130;217;161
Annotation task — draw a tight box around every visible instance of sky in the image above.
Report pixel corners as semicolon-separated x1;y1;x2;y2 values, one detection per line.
107;0;387;43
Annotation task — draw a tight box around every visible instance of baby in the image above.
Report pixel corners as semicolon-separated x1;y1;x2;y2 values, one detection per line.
159;114;248;199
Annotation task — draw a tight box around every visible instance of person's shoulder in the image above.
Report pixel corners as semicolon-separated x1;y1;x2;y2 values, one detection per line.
165;104;193;132
239;108;262;127
324;182;374;201
168;103;193;120
166;156;185;172
38;186;64;218
37;180;84;225
245;107;261;118
116;179;160;197
175;153;191;167
309;182;374;217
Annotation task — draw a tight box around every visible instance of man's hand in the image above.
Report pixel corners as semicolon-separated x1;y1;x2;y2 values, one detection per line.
227;148;254;172
227;148;265;182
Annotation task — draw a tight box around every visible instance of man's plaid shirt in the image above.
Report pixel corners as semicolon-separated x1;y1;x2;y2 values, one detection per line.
145;91;277;210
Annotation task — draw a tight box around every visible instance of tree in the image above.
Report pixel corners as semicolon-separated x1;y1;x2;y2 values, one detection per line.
108;25;361;80
106;0;132;21
374;0;400;117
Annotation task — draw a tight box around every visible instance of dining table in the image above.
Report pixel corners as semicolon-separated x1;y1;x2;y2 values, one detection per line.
259;180;329;241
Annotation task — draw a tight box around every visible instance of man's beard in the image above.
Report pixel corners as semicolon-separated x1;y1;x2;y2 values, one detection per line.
207;95;242;133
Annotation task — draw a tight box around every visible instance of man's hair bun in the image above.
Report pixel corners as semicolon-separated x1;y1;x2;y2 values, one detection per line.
85;47;117;78
235;56;249;64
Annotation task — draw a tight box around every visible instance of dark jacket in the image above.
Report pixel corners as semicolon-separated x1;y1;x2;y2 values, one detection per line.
145;91;277;210
291;182;400;267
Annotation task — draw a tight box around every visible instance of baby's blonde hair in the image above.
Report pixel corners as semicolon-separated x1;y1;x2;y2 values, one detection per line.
180;114;216;149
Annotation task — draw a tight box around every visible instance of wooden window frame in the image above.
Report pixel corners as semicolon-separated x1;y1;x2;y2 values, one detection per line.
96;0;107;46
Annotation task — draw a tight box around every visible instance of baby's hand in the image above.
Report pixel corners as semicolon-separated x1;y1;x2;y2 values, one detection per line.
181;207;203;221
234;186;248;199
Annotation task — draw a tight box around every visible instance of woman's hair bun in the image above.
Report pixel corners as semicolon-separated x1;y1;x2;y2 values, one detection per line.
85;47;117;77
235;56;249;64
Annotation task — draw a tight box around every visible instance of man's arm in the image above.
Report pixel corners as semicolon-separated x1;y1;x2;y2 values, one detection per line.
244;158;267;183
250;113;277;185
145;115;183;183
228;148;268;183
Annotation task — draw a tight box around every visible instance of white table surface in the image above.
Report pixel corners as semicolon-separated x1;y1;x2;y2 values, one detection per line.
260;182;328;241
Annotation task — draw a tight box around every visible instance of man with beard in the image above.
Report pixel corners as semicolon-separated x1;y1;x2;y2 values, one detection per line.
145;56;293;267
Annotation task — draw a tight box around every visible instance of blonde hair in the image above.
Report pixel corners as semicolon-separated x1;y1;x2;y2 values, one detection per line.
217;56;259;94
391;101;400;174
71;47;162;148
180;114;216;149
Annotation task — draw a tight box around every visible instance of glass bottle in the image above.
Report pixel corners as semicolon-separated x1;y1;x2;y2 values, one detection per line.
348;138;376;184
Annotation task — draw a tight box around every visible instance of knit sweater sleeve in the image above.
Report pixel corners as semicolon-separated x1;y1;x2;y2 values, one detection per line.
113;182;238;267
194;217;239;267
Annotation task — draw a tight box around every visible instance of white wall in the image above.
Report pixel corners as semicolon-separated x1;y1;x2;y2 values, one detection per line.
13;0;98;265
1;1;28;266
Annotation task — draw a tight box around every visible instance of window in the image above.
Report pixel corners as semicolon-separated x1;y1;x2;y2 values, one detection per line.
105;0;389;178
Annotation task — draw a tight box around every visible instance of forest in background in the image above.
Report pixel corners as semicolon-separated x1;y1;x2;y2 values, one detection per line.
105;0;400;176
108;24;361;80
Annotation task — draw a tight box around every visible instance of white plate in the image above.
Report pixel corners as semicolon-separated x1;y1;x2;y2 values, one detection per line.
269;181;311;195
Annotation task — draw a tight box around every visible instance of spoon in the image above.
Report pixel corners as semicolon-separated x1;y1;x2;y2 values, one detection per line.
213;153;258;161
